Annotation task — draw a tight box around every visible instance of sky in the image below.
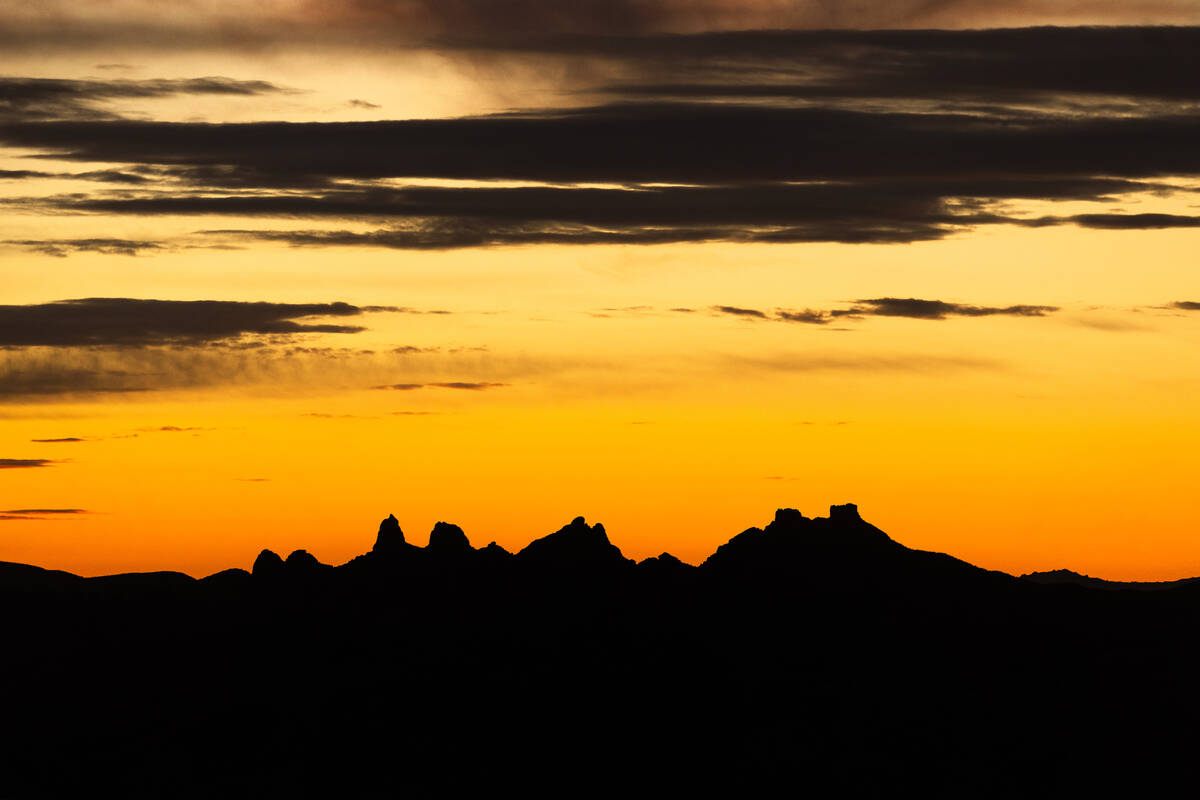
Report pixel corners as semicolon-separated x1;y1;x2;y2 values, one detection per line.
2;1;1200;579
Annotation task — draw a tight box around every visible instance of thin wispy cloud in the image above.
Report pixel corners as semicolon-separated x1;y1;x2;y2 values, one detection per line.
0;458;60;469
373;382;507;391
711;298;1058;324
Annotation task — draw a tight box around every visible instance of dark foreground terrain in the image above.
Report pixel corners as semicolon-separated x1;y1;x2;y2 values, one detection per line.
3;504;1199;797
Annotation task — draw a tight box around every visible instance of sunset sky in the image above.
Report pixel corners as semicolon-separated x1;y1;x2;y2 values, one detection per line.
3;1;1199;579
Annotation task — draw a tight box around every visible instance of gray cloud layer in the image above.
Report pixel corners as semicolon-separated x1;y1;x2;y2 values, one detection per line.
2;2;1196;51
2;28;1199;249
0;298;388;347
0;77;291;121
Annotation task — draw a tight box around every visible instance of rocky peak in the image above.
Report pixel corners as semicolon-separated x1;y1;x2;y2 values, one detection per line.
427;521;472;553
373;514;406;554
770;507;809;529
829;503;862;522
251;549;284;578
284;549;325;571
515;516;631;569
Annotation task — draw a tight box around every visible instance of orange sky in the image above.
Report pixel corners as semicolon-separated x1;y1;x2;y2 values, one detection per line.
2;14;1200;580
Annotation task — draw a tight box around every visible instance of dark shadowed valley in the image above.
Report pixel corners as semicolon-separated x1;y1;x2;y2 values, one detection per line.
3;504;1199;797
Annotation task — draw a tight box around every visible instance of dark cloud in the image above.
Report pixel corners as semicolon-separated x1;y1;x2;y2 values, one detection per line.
433;381;506;390
7;106;1197;186
776;309;832;325
0;169;150;184
2;97;1191;247
348;99;380;110
3;3;1195;52
709;299;1057;324
0;458;58;468
0;507;89;521
1065;213;1200;230
845;298;1059;320
0;298;387;347
1173;302;1200;311
373;381;506;391
6;239;164;257
30;437;87;443
0;76;292;121
205;223;744;248
2;29;1197;252
713;305;768;319
561;27;1200;107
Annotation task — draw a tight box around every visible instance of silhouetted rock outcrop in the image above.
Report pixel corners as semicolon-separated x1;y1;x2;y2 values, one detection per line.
0;561;84;591
1021;569;1200;591
515;516;633;570
252;548;285;578
636;552;694;573
373;514;406;555
478;541;512;567
702;504;1003;591
285;549;330;574
199;568;251;590
427;521;472;554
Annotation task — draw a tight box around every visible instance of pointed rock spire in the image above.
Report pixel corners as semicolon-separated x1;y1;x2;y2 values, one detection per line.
373;514;406;555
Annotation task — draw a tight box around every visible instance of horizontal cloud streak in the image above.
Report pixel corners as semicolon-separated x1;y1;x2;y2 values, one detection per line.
6;239;165;257
373;381;507;391
6;106;1199;184
0;343;515;402
2;3;1197;52
728;352;1003;374
0;76;292;121
0;298;387;347
707;298;1059;324
844;298;1059;320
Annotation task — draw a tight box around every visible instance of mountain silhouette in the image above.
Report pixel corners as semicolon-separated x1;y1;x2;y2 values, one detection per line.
514;515;633;570
427;520;472;553
1021;568;1200;591
3;503;1197;796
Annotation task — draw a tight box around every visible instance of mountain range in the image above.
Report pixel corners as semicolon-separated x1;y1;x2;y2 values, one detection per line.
8;502;1188;593
3;503;1198;797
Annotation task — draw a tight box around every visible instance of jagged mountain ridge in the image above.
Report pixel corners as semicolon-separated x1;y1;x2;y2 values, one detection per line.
6;502;1200;796
0;502;1176;592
